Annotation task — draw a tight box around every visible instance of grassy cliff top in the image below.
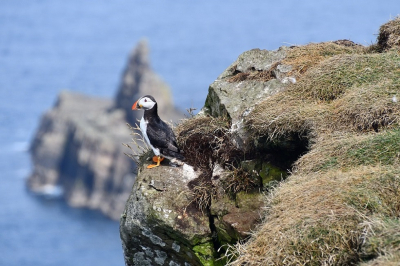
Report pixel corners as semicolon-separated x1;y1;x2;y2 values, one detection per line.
229;17;400;266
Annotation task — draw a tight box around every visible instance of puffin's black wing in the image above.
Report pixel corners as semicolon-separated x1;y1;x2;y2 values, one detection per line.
146;119;185;160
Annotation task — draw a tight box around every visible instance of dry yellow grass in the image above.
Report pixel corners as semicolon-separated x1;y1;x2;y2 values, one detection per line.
175;115;235;169
230;165;400;266
227;42;365;84
378;16;400;51
230;168;363;265
283;41;365;79
246;51;400;139
331;79;400;132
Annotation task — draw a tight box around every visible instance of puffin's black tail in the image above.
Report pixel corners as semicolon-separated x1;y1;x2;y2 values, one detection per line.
173;151;185;161
164;149;185;161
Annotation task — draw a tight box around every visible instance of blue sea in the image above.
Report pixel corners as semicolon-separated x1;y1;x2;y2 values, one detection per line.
0;1;398;265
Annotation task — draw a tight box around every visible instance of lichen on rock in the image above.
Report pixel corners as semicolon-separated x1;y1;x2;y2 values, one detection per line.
120;163;212;265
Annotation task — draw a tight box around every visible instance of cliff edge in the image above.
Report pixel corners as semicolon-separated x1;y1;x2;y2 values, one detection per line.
121;37;306;264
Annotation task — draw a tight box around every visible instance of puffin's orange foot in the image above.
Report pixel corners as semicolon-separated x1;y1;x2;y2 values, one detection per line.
152;156;164;163
147;156;162;169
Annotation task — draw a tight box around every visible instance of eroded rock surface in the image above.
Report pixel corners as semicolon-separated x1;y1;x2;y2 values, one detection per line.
203;47;293;152
120;163;212;266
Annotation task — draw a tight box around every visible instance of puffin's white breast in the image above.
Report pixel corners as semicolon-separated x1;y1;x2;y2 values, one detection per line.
140;117;160;156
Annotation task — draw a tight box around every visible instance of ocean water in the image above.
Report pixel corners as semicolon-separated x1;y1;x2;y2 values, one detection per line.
0;1;398;265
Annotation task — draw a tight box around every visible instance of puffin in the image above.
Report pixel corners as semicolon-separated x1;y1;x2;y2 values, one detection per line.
132;95;185;169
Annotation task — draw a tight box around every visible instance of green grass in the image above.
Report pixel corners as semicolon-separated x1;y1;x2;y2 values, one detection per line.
297;52;400;102
360;217;400;264
346;170;400;217
300;128;400;172
345;129;400;166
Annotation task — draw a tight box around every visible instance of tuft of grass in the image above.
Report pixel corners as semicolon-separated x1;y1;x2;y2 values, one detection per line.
245;92;327;140
176;115;248;212
346;168;400;217
345;130;400;166
296;128;400;173
187;175;216;214
228;165;400;266
227;62;280;83
360;218;400;265
377;16;400;51
283;41;365;79
294;52;400;102
331;78;400;132
123;123;152;171
222;165;260;195
226;42;365;84
176;115;236;169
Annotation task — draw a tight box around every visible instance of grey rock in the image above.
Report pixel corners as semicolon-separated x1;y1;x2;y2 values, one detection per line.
120;164;208;266
203;47;292;152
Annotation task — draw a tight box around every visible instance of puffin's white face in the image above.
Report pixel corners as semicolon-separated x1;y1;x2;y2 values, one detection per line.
132;96;156;110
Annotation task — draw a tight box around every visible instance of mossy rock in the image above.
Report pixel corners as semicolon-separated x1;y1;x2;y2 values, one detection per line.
193;242;225;266
210;193;236;217
214;217;240;245
235;191;264;210
240;160;286;189
259;162;287;187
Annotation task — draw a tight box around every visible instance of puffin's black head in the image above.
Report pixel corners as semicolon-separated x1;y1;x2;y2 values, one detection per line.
132;95;157;110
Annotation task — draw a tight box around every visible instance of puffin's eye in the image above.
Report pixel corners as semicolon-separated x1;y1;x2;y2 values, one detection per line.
144;99;147;102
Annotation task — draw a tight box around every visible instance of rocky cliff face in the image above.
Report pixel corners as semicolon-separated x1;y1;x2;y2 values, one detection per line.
120;164;209;266
120;47;297;265
120;18;400;266
28;40;183;220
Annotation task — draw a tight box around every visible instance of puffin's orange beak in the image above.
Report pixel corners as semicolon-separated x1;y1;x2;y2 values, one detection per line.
132;100;139;110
